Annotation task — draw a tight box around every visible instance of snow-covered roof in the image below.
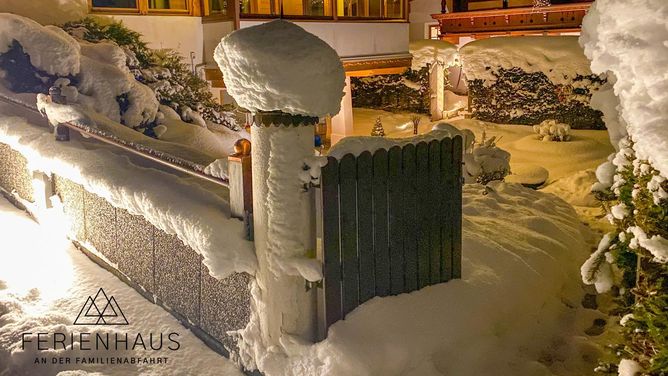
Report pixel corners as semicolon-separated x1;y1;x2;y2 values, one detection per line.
214;20;345;118
409;39;459;71
0;13;80;76
580;0;668;178
459;36;594;85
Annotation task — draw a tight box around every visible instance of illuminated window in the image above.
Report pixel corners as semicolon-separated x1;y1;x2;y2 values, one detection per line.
90;0;191;13
240;0;402;18
336;0;403;18
148;0;188;10
207;0;227;14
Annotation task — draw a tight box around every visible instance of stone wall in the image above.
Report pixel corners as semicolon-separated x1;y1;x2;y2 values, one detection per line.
0;142;251;359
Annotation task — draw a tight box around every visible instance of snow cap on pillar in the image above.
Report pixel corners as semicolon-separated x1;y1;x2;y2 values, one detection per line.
214;20;346;118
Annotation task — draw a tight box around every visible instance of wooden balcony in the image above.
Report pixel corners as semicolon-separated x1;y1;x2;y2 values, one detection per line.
431;2;592;43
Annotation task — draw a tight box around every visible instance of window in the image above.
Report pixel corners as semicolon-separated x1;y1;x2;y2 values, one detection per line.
148;0;189;10
90;0;192;14
336;0;402;18
91;0;138;9
207;0;227;14
429;24;440;39
239;0;402;18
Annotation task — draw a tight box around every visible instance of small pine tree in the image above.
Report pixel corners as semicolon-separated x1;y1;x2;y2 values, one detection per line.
371;117;386;137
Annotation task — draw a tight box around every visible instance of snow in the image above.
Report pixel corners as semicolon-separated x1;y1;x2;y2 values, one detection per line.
579;0;668;177
242;181;603;375
0;116;256;279
214;20;345;117
0;13;80;76
0;14;160;129
617;359;643;376
328;125;462;159
408;39;459;71
580;233;614;293
627;226;668;264
460;36;596;86
0;197;243;376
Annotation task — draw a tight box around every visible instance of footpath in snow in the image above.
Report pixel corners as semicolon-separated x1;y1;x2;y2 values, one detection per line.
0;197;242;376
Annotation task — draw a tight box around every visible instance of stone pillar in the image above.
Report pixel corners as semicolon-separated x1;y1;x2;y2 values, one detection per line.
250;112;318;347
330;76;354;145
430;64;445;121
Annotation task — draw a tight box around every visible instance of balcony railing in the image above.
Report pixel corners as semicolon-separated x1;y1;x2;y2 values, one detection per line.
431;2;592;42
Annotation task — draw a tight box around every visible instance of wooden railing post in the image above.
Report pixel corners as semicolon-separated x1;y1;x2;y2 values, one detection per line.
48;86;70;142
228;138;253;232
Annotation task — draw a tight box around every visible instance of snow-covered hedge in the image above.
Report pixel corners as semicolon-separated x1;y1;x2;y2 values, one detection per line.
351;68;430;114
460;36;606;129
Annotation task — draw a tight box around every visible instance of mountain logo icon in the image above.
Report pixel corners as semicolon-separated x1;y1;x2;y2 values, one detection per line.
73;288;129;325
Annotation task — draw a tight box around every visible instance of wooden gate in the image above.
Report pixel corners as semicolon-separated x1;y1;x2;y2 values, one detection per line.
315;136;463;339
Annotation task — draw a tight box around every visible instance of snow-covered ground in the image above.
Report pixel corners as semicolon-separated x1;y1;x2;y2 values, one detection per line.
0;197;243;376
351;108;615;231
247;182;609;376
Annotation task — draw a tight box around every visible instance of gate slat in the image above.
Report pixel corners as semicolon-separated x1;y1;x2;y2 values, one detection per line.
440;138;455;282
372;149;390;297
452;135;463;279
388;146;404;294
415;142;431;289
428;140;442;284
356;151;375;304
320;157;342;328
402;143;418;292
339;154;359;317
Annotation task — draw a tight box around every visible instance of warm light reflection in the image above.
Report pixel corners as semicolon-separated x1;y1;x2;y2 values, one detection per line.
0;195;75;316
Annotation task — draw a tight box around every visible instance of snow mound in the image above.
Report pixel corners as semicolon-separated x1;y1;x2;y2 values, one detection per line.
409;39;459;71
0;13;80;76
0;116;256;279
580;0;668;178
214;20;345;117
460;36;594;85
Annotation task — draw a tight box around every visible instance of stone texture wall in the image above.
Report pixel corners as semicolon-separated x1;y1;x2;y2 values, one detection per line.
0;143;251;359
0;143;34;203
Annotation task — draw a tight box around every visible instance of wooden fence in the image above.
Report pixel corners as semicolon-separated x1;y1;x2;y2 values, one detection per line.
315;136;463;339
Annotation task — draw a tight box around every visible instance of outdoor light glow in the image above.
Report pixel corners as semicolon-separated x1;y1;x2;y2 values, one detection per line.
0;196;75;316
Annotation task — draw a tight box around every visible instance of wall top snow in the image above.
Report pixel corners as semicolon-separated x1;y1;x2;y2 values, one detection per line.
460;36;596;85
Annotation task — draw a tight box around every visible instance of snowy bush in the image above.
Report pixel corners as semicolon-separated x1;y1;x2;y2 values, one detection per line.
584;139;668;374
463;132;511;185
61;18;240;133
533;119;571;142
